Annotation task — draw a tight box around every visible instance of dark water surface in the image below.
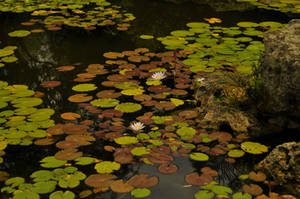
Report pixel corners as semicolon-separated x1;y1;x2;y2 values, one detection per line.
0;0;297;198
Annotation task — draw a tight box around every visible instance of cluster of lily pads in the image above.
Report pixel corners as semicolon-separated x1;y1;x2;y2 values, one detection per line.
2;0;135;36
237;0;300;13
0;81;55;150
153;21;285;74
0;44;18;67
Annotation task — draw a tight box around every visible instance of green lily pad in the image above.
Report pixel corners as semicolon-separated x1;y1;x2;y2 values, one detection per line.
176;127;196;140
232;192;252;199
0;49;14;57
237;22;259;28
114;136;138;145
2;56;18;63
32;181;57;194
189;152;209;161
11;97;43;107
5;177;25;187
94;161;120;173
131;188;151;198
140;35;154;39
49;191;75;199
74;157;95;165
194;190;214;199
115;103;142;113
40;156;67;168
90;98;119;108
31;170;53;182
72;84;97;92
227;149;245;158
8;30;31;37
241;141;268;154
131;147;150;156
13;191;40;199
121;88;144;96
211;185;232;195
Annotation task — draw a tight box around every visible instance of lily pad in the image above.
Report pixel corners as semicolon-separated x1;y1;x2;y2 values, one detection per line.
189;152;209;161
49;191;75;199
115;103;142;113
114;136;138;145
241;142;268;154
8;30;31;37
131;188;151;198
90;98;119;108
72;84;97;92
95;161;120;173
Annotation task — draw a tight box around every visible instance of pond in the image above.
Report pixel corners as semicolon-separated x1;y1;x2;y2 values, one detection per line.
0;0;298;199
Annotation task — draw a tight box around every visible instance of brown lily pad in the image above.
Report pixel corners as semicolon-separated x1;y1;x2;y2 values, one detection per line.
103;52;124;59
134;94;152;102
85;174;117;188
65;134;95;146
185;172;213;186
56;140;80;149
47;124;64;135
61;112;81;120
248;171;266;182
242;184;263;196
178;110;198;119
201;167;218;177
209;132;232;143
158;163;178;174
55;148;83;160
148;85;171;93
96;90;121;99
68;94;93;103
127;174;159;188
56;65;75;71
110;179;134;193
34;138;55;146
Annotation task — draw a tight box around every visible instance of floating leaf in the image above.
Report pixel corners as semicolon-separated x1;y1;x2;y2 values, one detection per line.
248;171;266;182
114;136;138;145
131;188;151;198
158;164;178;174
31;170;53;182
32;181;57;194
40;156;67;168
190;152;209;161
90;98;119;108
60;112;81;120
176;127;196;140
127;174;159;188
13;191;40;199
72;84;97;92
110;179;134;193
232;192;252;199
131;147;150;156
241;142;268;154
85;174;116;188
228;149;245;158
194;190;214;199
95;161;120;173
40;81;61;88
49;191;75;199
8;30;31;37
140;35;154;39
115;103;142;113
211;185;232;195
242;184;263;196
74;157;95;165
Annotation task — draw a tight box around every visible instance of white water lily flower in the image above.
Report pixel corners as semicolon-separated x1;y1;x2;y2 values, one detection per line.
130;121;145;131
151;71;166;80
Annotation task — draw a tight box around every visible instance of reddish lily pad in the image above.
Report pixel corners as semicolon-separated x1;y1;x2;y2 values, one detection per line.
61;112;81;120
56;65;75;71
68;94;93;103
55;149;83;160
40;81;61;88
128;174;159;188
185;172;213;186
242;184;263;196
158;163;178;174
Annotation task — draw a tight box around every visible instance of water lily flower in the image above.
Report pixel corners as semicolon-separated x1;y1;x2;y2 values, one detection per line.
151;71;166;80
130;121;145;131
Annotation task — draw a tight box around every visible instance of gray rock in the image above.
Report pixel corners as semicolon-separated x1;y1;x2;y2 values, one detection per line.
262;20;300;117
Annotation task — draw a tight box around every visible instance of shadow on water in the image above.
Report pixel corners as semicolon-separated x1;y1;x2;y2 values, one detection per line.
0;0;297;198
